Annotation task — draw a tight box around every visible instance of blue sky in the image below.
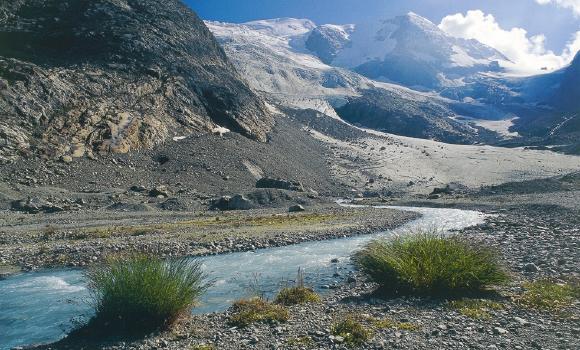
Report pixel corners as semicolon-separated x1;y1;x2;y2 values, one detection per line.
187;0;579;53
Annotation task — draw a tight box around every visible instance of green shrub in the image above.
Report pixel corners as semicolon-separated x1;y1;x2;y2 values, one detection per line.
354;231;509;296
229;298;289;327
331;317;372;346
517;278;580;311
275;268;321;305
85;254;208;334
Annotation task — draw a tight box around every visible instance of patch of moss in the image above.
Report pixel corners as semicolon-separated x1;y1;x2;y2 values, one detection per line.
331;317;372;347
370;317;420;331
190;345;215;350
517;279;579;312
449;299;504;319
286;336;313;347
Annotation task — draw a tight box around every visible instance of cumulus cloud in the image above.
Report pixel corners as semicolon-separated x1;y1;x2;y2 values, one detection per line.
536;0;580;17
439;10;580;75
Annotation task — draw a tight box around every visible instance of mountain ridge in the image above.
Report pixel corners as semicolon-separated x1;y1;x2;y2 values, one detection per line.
0;0;272;162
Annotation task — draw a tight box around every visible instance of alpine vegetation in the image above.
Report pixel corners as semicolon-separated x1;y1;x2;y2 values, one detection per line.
275;268;321;306
354;231;510;296
85;254;208;334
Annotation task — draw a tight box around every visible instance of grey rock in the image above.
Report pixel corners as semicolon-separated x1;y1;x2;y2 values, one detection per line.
289;204;306;212
256;177;305;192
523;263;540;272
0;0;272;162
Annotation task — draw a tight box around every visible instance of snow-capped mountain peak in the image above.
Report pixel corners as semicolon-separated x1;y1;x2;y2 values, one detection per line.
331;12;508;89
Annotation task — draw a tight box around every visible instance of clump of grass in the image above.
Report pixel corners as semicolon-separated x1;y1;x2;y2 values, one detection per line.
449;299;504;319
229;298;289;327
85;254;208;335
331;317;372;346
275;268;321;306
370;317;420;331
517;278;579;311
354;231;509;297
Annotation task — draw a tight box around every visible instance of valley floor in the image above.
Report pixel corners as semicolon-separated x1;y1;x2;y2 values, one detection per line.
29;184;580;350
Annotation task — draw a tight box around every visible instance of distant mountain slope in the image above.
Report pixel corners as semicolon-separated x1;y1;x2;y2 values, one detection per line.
0;0;271;162
207;18;492;144
331;13;508;90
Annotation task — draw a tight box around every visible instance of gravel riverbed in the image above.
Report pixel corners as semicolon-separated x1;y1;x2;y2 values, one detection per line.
29;196;580;350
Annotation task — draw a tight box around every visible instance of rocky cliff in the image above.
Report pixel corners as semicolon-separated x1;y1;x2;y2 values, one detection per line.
0;0;272;162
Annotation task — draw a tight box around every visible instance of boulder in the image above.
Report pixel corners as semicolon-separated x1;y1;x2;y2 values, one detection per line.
289;204;306;212
229;195;253;210
149;185;170;198
211;195;254;211
11;197;65;214
256;177;305;192
430;183;466;196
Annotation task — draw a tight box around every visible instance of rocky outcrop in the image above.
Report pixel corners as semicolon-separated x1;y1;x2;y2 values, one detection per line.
336;88;480;144
256;177;305;192
0;0;272;163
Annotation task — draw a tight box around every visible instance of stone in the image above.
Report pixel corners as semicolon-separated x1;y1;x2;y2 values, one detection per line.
288;204;305;212
211;195;253;211
513;317;530;326
493;327;508;335
256;177;304;192
523;263;540;272
60;155;73;163
149;186;170;198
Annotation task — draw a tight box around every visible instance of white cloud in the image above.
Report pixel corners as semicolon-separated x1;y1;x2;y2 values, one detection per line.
439;10;580;75
536;0;580;17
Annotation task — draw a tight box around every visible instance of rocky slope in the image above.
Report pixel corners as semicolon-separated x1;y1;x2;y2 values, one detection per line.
0;0;272;163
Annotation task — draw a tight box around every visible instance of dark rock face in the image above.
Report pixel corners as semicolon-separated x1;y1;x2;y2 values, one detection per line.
0;0;272;162
553;52;580;112
336;89;480;144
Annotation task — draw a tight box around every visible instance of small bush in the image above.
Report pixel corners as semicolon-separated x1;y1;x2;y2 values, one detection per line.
517;279;579;311
354;231;509;296
449;299;504;319
331;317;372;346
85;254;208;334
229;298;289;327
275;268;321;305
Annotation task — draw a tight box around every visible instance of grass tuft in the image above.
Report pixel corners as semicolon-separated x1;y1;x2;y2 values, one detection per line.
449;299;504;319
354;231;509;297
331;317;372;347
275;287;320;305
85;254;208;335
517;278;579;311
275;268;321;306
229;298;289;328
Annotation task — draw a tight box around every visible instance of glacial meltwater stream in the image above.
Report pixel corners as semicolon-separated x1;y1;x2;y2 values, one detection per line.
0;206;485;349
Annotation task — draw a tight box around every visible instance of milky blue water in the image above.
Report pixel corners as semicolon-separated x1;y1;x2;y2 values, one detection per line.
0;206;484;349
